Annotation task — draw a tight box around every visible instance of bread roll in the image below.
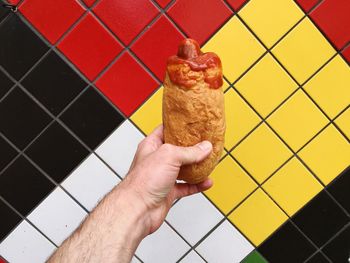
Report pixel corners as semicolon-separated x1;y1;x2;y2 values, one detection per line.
163;39;225;184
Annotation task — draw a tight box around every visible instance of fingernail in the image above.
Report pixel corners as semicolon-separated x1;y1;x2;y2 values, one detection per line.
197;141;212;151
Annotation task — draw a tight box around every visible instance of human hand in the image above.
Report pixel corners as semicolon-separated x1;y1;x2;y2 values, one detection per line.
121;124;213;235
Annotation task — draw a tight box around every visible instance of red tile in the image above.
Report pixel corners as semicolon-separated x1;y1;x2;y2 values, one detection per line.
155;0;172;8
58;13;123;81
6;0;20;4
131;15;184;80
310;0;350;50
94;0;158;45
168;0;232;45
20;0;85;44
295;0;320;12
341;45;350;64
226;0;249;11
82;0;96;7
96;52;158;116
0;258;6;263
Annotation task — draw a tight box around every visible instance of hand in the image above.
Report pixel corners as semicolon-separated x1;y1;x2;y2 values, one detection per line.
122;124;213;235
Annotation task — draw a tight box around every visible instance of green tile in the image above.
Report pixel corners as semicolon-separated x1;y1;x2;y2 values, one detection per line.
241;250;268;263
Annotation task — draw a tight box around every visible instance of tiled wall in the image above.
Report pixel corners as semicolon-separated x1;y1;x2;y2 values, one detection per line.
0;0;349;262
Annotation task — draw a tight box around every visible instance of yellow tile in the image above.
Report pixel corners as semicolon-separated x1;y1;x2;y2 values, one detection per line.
263;157;322;216
232;123;292;183
267;90;328;151
335;108;350;140
236;53;297;117
225;89;261;149
239;0;304;47
299;125;350;185
203;16;265;83
304;56;350;119
205;156;257;214
131;87;163;135
272;18;336;84
228;188;287;246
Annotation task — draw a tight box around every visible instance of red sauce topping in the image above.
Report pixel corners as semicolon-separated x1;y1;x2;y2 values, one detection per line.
167;39;223;89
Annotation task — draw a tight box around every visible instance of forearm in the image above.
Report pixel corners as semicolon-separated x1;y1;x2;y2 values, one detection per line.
47;181;149;263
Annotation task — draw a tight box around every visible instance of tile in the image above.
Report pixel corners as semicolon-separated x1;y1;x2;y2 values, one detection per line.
292;190;349;247
226;0;249;11
0;156;55;215
304;55;350;119
322;225;350;263
20;0;85;44
310;0;350;50
25;122;89;183
203;16;265;82
258;221;316;263
179;251;204;263
131;15;184;80
131;87;163;135
224;88;261;149
0;256;6;263
0;70;13;99
27;187;87;245
305;252;330;263
166;193;223;245
204;156;257;214
22;51;87;115
167;0;232;45
0;14;48;80
229;189;287;246
0;200;21;241
96;52;159;116
267;90;328;151
0;221;56;263
241;250;268;263
4;0;20;4
94;0;158;45
60;87;125;149
62;154;120;211
299;124;350;185
327;167;350;214
263;158;323;216
232;123;292;183
0;136;17;172
239;0;304;48
342;44;350;64
295;0;320;12
82;0;96;7
0;87;52;149
197;220;254;263
235;53;297;118
335;107;350;140
0;4;10;22
272;17;336;84
96;120;144;177
155;0;171;8
136;222;190;263
58;13;122;81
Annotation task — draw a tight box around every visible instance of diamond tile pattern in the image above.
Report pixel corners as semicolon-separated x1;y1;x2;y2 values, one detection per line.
0;0;349;262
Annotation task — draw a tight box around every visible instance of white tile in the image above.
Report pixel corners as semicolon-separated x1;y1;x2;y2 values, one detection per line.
136;222;190;263
0;221;56;263
96;120;144;177
167;193;223;245
197;220;253;263
62;154;120;211
27;187;87;246
180;250;205;263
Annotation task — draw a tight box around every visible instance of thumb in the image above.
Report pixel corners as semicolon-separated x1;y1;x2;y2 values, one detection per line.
162;141;213;166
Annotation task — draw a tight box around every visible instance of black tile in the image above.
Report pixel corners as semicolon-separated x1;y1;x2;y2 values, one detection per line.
305;252;330;263
0;14;48;80
292;190;349;247
0;69;13;99
327;166;350;214
60;87;125;149
322;225;350;263
0;199;21;241
22;51;87;115
258;221;316;263
25;122;89;183
0;88;52;149
0;3;10;23
0;156;55;215
0;136;17;171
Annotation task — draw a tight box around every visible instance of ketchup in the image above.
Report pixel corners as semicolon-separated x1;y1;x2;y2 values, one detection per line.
167;39;223;89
